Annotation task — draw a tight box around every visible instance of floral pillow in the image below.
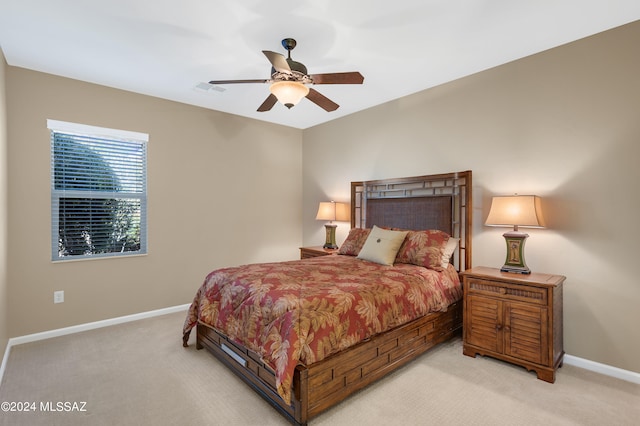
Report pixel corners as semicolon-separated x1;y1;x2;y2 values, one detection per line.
338;228;371;256
395;229;451;271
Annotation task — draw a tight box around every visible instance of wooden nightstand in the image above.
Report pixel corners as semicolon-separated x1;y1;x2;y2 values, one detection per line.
300;246;339;259
461;266;565;383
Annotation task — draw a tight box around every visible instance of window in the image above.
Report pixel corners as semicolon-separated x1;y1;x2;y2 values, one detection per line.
49;120;147;261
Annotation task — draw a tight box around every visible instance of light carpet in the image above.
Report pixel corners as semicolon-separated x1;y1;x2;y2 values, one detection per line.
0;311;638;425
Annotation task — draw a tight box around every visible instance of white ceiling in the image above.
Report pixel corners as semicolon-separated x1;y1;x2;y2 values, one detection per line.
1;1;639;129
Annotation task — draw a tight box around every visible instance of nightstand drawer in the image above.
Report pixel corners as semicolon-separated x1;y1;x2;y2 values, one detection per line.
466;278;548;306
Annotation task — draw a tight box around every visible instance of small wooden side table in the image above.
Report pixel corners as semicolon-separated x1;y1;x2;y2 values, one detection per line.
300;246;339;259
462;266;565;383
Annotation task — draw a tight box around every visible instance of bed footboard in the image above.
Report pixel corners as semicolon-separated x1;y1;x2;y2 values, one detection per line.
196;300;462;425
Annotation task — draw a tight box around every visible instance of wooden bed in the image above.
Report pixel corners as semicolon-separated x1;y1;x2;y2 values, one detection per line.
192;171;472;425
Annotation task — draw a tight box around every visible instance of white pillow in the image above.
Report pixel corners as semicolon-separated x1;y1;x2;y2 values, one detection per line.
357;225;409;266
441;237;460;268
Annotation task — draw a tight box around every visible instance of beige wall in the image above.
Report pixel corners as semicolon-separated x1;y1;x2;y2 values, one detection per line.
6;68;303;337
303;21;640;373
0;50;8;357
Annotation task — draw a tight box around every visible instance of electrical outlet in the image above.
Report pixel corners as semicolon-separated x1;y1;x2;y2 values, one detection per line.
54;290;64;304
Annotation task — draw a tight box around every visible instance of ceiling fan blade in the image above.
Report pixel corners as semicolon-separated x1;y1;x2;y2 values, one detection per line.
310;72;364;85
262;51;291;73
306;88;339;112
257;94;278;112
208;79;269;85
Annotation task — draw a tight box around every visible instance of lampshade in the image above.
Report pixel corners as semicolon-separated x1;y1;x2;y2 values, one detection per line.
269;81;309;109
485;195;544;230
315;202;350;222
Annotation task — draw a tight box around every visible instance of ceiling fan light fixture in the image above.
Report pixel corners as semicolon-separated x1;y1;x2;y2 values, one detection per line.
269;81;309;109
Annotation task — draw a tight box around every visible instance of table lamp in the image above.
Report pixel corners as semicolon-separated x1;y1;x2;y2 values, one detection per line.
316;201;350;249
485;195;544;274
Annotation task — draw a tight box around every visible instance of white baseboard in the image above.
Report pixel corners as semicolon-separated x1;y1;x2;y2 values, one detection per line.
0;339;10;387
563;354;640;385
0;303;190;386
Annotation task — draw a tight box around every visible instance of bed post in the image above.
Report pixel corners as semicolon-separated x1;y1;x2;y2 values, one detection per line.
293;366;309;425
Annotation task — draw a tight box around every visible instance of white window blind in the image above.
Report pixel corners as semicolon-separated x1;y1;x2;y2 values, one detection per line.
49;120;148;261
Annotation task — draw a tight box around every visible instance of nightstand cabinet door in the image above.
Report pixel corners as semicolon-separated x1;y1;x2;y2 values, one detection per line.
504;302;548;366
466;295;503;354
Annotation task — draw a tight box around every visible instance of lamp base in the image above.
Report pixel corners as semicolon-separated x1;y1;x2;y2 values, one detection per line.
500;265;531;274
500;231;531;274
323;224;338;249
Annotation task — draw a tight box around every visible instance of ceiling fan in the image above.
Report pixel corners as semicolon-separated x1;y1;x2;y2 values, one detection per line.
209;38;364;112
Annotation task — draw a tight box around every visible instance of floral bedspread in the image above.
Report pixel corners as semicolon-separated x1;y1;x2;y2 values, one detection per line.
182;255;462;405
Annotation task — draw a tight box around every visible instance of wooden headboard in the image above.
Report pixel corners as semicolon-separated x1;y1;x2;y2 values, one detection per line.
351;171;472;272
